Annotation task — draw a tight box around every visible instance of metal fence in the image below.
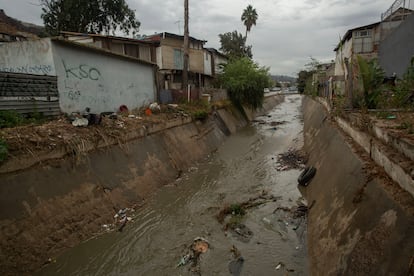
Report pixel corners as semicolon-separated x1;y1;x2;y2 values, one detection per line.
0;72;60;116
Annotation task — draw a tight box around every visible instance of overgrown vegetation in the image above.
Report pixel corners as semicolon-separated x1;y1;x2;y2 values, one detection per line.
0;111;47;128
357;56;385;109
219;57;271;114
390;58;414;109
178;100;211;121
0;138;8;163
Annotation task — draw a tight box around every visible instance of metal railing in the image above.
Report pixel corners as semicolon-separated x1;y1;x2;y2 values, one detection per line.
381;0;405;21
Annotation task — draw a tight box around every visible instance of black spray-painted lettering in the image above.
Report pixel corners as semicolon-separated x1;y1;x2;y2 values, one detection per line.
62;60;101;81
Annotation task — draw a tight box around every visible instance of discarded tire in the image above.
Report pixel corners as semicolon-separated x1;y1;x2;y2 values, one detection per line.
298;166;316;186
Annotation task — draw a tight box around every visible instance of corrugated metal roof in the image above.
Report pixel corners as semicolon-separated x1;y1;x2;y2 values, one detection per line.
60;31;158;45
52;37;157;67
334;22;380;51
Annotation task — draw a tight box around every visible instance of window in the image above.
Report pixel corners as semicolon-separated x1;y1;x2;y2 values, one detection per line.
174;49;183;69
356;30;371;37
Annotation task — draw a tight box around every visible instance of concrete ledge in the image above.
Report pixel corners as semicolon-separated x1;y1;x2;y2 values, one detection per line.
334;115;414;198
372;124;414;162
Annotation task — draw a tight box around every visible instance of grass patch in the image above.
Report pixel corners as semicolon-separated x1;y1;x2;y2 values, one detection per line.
0;110;48;128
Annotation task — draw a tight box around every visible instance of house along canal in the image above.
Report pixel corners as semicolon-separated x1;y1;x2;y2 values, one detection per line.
38;94;308;275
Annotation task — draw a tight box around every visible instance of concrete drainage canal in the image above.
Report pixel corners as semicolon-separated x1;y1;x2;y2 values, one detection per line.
38;95;310;275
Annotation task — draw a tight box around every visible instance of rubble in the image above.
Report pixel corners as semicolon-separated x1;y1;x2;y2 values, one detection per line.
275;149;307;171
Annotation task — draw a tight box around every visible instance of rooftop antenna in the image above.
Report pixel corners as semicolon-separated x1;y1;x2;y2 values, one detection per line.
174;20;182;35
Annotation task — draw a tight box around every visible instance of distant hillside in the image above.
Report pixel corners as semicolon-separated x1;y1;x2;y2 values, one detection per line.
271;75;297;83
0;9;46;38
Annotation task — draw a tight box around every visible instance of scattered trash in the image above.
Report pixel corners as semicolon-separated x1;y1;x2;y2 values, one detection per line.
119;105;129;113
167;104;179;109
270;121;287;126
113;208;134;232
83;107;101;125
229;256;244;276
149;102;161;113
386;114;396;119
72;118;88;127
86;113;101;125
177;253;191;267
298;166;316;186
108;113;118;119
229;245;244;276
116;121;125;128
262;217;271;224
102;224;111;230
275;262;285;270
232;223;253;242
145;108;152;116
43;257;57;265
276;149;307;171
192;237;209;253
177;237;210;272
128;114;136;118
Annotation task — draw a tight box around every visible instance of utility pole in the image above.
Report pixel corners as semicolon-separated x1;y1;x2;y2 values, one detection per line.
182;0;189;93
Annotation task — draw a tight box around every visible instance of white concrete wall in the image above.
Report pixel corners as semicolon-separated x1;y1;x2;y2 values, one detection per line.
52;42;155;114
334;38;352;77
0;38;55;75
203;51;212;76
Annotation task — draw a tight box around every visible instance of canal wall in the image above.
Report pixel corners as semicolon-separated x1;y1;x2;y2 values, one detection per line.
0;95;283;275
302;96;414;275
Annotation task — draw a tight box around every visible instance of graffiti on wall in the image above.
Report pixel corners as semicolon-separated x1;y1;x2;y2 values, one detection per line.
62;60;101;81
61;59;111;110
0;39;54;75
59;58;151;113
0;64;53;75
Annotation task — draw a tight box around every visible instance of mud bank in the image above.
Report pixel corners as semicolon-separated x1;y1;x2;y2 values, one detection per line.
0;95;283;275
302;97;414;275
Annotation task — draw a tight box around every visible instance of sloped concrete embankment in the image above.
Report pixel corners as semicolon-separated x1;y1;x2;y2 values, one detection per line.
302;96;414;275
0;95;283;275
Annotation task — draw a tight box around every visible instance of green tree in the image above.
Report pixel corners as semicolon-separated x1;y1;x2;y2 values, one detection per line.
40;0;140;36
297;70;313;94
357;56;384;109
219;57;271;112
241;4;258;39
219;31;252;59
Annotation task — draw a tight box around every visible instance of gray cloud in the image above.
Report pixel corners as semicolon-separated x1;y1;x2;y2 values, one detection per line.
0;0;409;76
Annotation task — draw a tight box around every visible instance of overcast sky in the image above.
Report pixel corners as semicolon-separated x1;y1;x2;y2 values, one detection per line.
0;0;409;76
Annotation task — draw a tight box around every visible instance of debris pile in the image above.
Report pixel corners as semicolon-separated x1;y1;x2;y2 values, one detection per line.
113;208;134;232
229;245;244;276
216;191;280;242
177;237;210;274
275;149;307;171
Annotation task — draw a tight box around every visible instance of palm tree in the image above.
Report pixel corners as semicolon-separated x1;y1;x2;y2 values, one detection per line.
241;4;258;39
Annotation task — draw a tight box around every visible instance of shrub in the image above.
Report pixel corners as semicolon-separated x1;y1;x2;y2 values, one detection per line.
219;57;271;113
0;139;8;163
0;111;25;128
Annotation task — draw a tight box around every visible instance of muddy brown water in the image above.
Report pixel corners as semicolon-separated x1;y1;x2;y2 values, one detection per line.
38;95;308;276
